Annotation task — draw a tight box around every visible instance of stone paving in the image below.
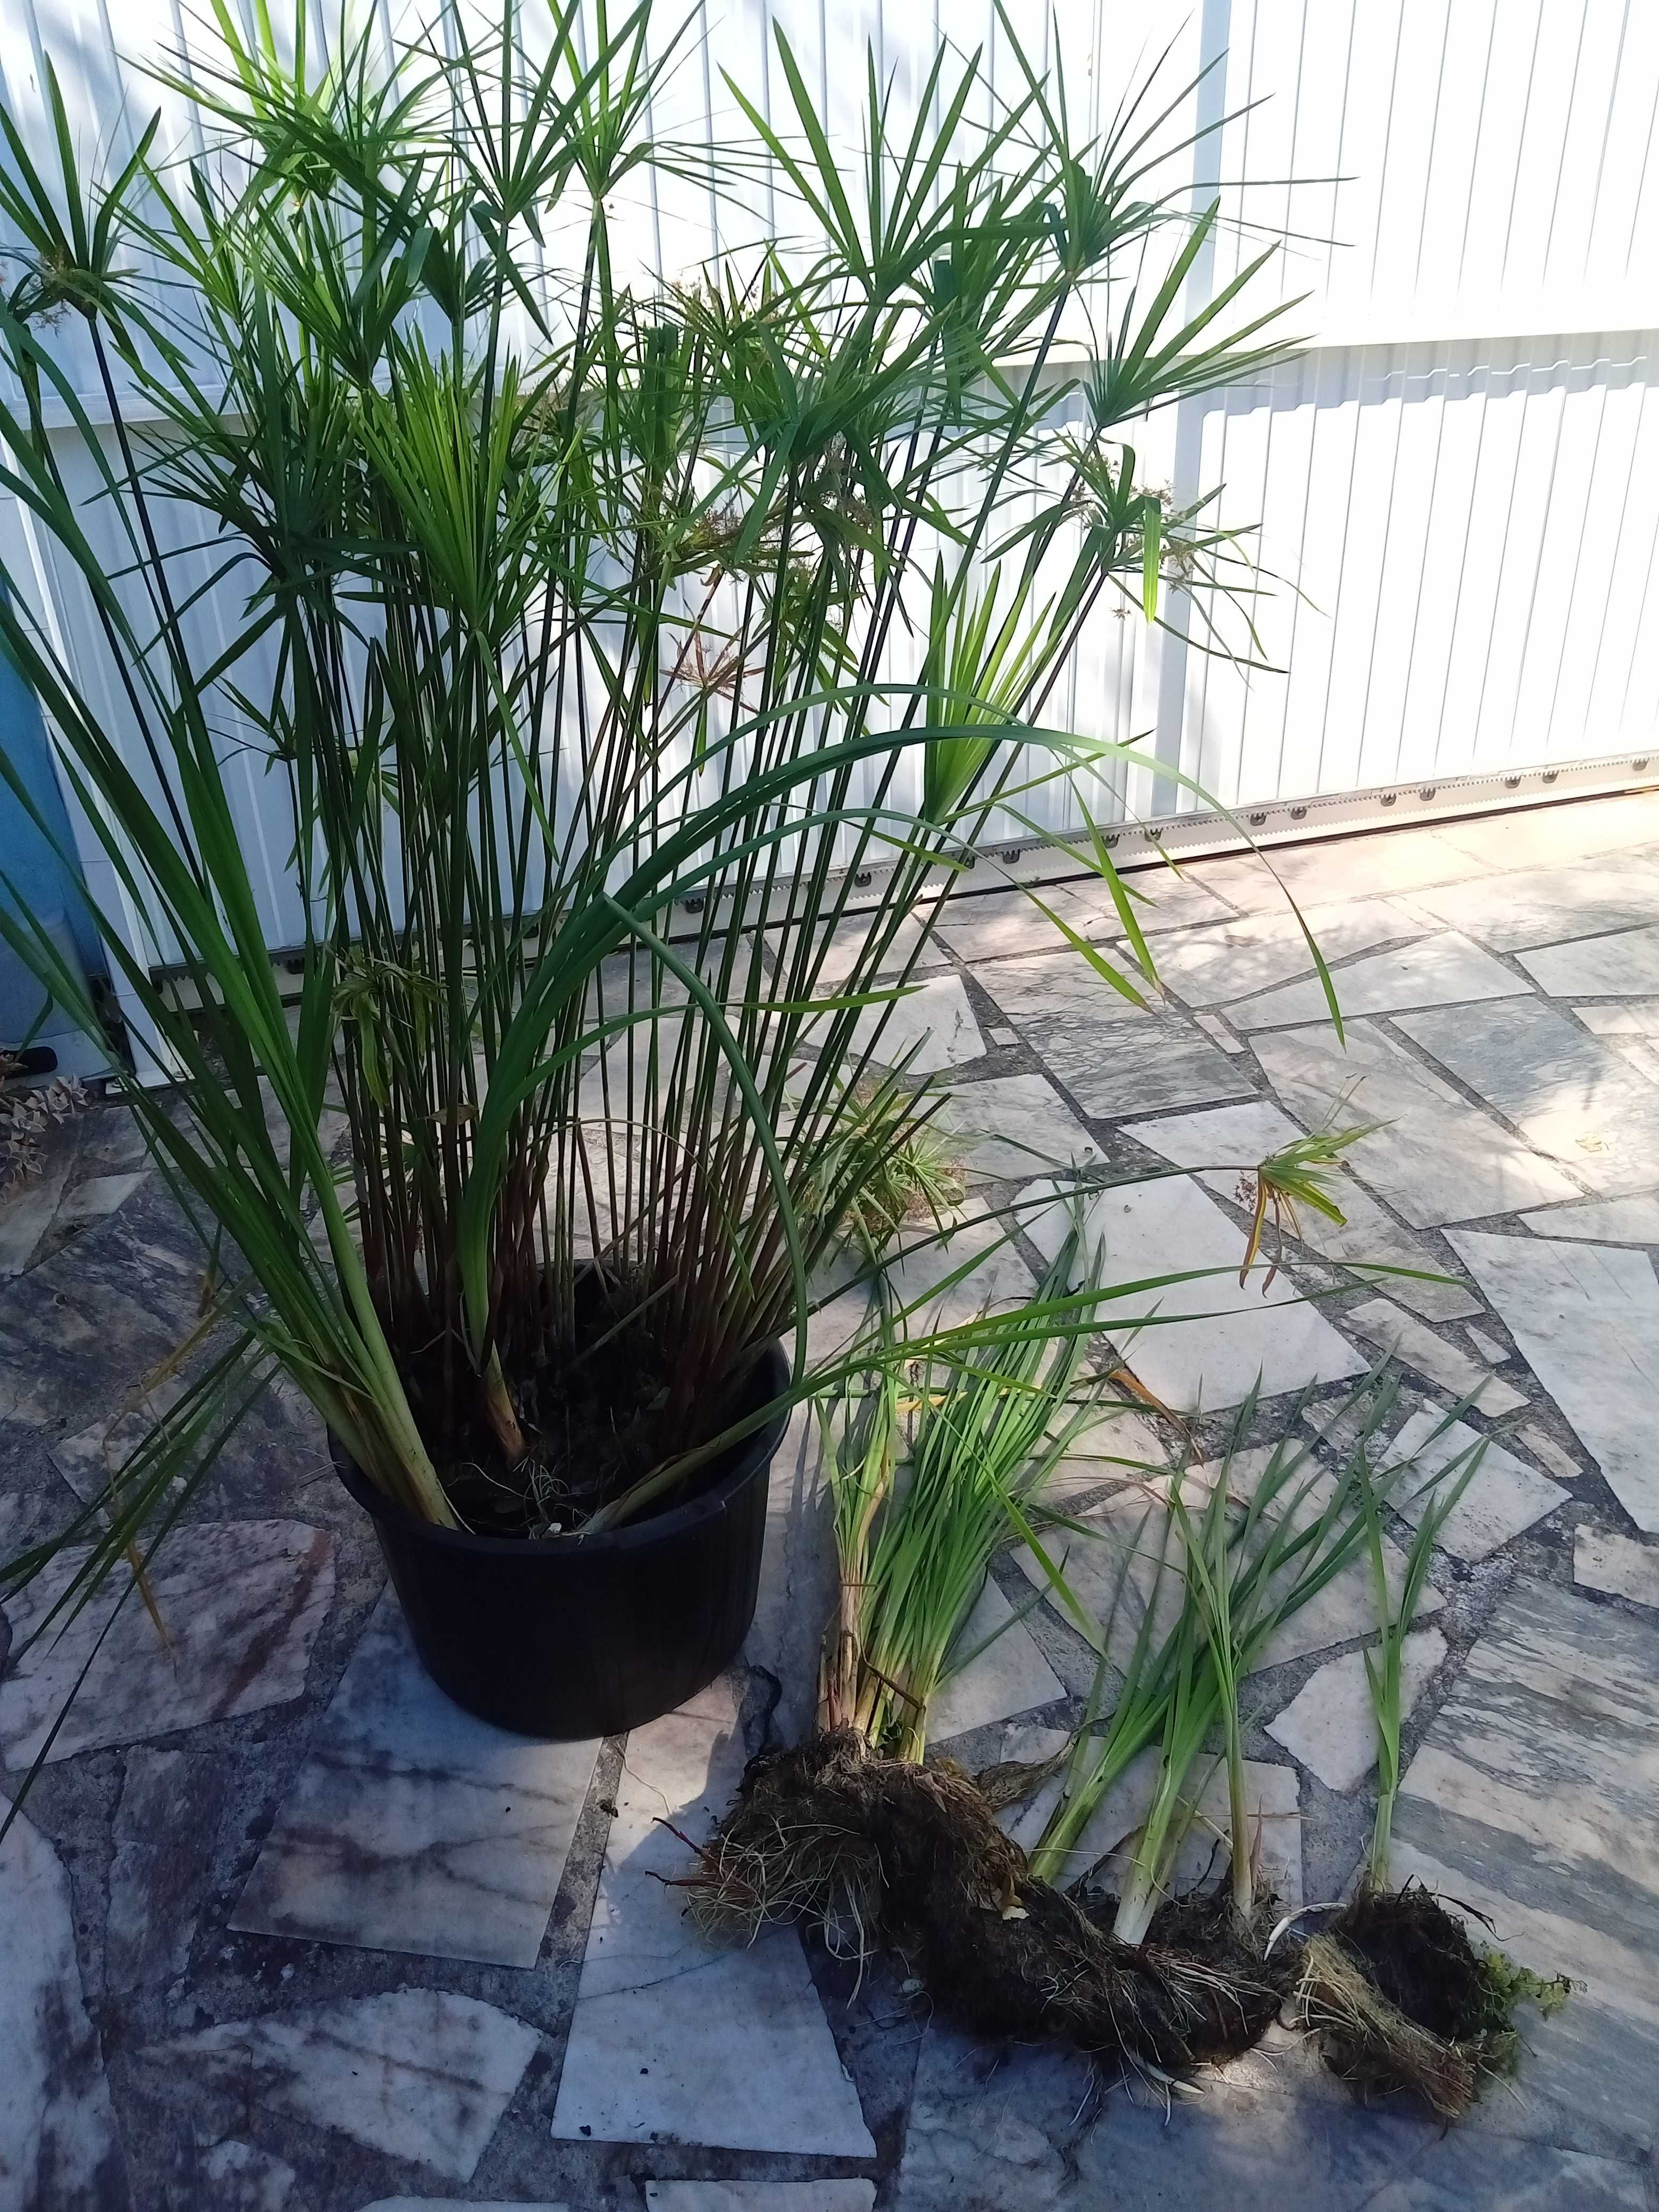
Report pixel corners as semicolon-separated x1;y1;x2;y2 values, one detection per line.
4;788;1659;2209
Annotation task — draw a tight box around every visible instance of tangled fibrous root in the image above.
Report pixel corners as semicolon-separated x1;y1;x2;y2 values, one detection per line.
685;1730;1292;2074
1295;1882;1574;2118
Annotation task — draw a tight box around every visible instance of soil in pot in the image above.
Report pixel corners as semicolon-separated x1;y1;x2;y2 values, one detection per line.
407;1264;744;1538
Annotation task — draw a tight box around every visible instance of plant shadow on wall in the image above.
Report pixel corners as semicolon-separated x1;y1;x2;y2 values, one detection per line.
0;0;1297;1736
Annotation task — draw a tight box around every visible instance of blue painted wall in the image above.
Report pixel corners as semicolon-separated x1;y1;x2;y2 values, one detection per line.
0;602;104;979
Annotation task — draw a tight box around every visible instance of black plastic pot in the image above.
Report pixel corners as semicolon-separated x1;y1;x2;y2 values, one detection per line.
330;1338;791;1739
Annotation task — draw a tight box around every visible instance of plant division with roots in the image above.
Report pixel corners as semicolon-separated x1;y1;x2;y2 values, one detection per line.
0;0;1300;1668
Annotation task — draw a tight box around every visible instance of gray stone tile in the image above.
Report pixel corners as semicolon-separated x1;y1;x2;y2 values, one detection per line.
1434;791;1659;868
928;1577;1066;1745
1152;899;1426;1009
1520;924;1659;999
1576;998;1659;1035
934;1073;1102;1182
0;1519;334;1767
0;1809;128;2210
1519;1193;1659;1243
1233;933;1530;1032
0;1119;80;1276
1398;997;1659;1196
646;2181;876;2208
791;909;948;988
145;1989;540;2183
884;1211;1037;1330
1038;1406;1169;1501
1016;1445;1441;1682
850;973;986;1074
893;2013;1645;2211
1192;824;1492;914
193;2141;299;2210
1575;1527;1659;1608
1520;1422;1586;1482
1384;1409;1569;1561
1125;1099;1481;1319
229;1590;601;1968
1412;861;1659;952
1194;1009;1246;1051
107;1746;227;2015
743;1406;837;1748
1063;866;1237;936
1393;1576;1659;2159
1343;1297;1528;1414
983;951;1254;1117
1252;1023;1582;1226
1448;1229;1659;1534
55;1169;146;1227
361;2201;567;2211
549;1679;874;2156
934;884;1113;962
1267;1628;1446;1790
1025;1173;1368;1412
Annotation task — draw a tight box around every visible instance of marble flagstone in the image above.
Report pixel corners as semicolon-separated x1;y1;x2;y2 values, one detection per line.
1398;997;1659;1195
1466;1326;1509;1363
933;882;1119;962
1435;790;1659;868
1519;923;1659;999
549;1678;875;2156
1191;823;1490;914
0;1808;128;2211
55;1169;146;1227
1014;1445;1442;1684
1063;866;1237;936
982;950;1255;1117
1410;861;1659;952
644;2183;877;2209
743;1405;838;1749
1037;1404;1168;1501
884;1209;1037;1329
1266;1628;1446;1791
1518;1192;1659;1243
1124;1099;1482;1320
1250;1023;1581;1226
1575;999;1659;1035
1342;1297;1528;1414
1151;899;1425;1010
800;909;949;986
194;2141;300;2211
1231;931;1530;1031
1574;1527;1659;1608
1447;1229;1659;1534
146;1989;539;2183
1383;1409;1568;1561
230;1589;601;1968
1519;1422;1584;1482
0;1119;80;1276
359;2202;568;2210
892;2014;1649;2211
1193;1008;1246;1051
1024;1173;1367;1411
1391;1576;1659;2161
927;1576;1067;1744
0;1519;334;1767
934;1073;1101;1182
1018;1740;1303;1912
849;973;986;1074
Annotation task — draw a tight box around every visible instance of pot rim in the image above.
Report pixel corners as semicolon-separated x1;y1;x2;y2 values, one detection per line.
329;1336;792;1558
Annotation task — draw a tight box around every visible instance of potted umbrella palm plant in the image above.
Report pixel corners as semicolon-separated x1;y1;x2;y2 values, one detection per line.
0;0;1296;1742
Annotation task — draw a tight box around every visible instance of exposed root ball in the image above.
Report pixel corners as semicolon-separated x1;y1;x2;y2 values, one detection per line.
688;1730;1289;2072
1297;1882;1573;2117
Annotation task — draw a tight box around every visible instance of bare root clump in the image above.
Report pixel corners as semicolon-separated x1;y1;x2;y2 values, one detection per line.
1295;1882;1574;2118
685;1730;1293;2074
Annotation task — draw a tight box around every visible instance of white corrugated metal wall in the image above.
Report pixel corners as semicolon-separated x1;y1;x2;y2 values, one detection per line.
1;0;1656;974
